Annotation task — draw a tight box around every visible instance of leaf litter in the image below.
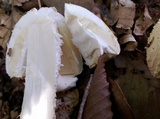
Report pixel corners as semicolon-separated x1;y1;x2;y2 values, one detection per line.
0;0;160;119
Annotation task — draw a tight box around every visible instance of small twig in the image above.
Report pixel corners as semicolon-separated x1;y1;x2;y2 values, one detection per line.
77;75;93;119
135;48;145;54
38;0;41;9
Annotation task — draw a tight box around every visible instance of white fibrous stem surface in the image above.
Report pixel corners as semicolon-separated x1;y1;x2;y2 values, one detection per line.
20;19;62;119
38;8;83;76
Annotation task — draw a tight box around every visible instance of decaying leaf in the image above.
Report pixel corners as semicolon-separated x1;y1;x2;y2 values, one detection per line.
13;0;22;6
65;4;120;68
133;5;154;36
114;53;127;68
116;1;135;29
0;15;9;25
108;78;135;119
82;54;113;119
56;89;79;119
0;26;8;38
2;30;11;50
0;8;5;14
119;34;138;51
147;19;160;78
63;89;79;108
0;39;3;46
42;0;94;14
21;0;43;11
107;0;119;25
56;102;73;119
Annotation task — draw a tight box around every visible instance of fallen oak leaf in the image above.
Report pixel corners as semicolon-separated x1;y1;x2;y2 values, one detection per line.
82;54;113;119
119;34;138;51
108;78;135;119
133;5;154;36
116;0;136;29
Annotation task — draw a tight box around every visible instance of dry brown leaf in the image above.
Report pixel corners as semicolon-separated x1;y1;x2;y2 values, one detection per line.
13;0;22;6
56;102;73;119
116;4;135;29
12;8;22;25
0;39;3;46
0;15;9;25
3;16;12;29
63;89;79;108
108;78;135;119
114;54;127;68
0;26;8;38
42;0;94;14
0;8;5;14
22;0;42;11
107;0;119;25
119;34;138;51
56;89;79;119
133;5;154;36
82;54;113;119
2;30;11;50
123;52;155;79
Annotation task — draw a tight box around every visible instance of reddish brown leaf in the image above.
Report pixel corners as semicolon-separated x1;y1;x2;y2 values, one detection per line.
108;78;135;119
82;54;113;119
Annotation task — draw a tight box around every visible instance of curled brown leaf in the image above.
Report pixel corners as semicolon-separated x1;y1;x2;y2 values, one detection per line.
82;54;113;119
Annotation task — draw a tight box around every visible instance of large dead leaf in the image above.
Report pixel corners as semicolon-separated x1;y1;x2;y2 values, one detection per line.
108;78;135;119
82;54;113;119
116;3;135;29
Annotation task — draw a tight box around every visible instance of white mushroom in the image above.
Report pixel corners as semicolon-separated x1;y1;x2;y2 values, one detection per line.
5;7;83;119
65;3;120;68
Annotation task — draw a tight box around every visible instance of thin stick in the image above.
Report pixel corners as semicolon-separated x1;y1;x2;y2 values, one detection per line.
38;0;41;8
77;75;93;119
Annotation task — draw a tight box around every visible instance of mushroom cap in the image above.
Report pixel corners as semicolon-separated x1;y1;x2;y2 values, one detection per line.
65;4;120;68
